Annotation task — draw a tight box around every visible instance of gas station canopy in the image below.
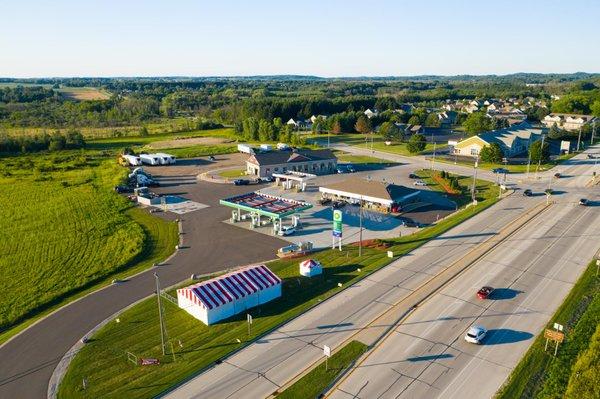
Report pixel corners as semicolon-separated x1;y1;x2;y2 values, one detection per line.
220;192;313;219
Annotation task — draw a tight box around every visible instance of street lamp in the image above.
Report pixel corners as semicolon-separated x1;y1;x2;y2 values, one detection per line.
471;156;479;203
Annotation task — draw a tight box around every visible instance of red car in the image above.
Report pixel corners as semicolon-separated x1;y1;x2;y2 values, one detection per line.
477;286;494;299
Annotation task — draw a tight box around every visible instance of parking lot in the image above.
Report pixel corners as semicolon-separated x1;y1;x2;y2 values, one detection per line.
137;155;458;251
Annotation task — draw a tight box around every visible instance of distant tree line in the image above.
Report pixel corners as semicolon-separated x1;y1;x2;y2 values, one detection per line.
0;129;85;154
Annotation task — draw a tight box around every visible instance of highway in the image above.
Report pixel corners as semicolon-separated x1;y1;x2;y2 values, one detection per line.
328;190;600;399
164;195;542;399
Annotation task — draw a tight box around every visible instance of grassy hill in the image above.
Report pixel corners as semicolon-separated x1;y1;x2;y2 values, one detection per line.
0;151;176;334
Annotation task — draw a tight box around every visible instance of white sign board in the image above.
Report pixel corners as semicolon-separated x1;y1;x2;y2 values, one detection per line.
553;323;563;332
560;140;570;153
387;251;394;258
247;314;253;324
323;345;331;357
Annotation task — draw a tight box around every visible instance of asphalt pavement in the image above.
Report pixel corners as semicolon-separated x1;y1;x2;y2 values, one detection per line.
164;195;541;399
0;179;286;399
328;190;600;399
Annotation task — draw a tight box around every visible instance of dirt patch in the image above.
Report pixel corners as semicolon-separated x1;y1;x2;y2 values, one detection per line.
60;87;110;101
152;137;234;149
350;239;390;250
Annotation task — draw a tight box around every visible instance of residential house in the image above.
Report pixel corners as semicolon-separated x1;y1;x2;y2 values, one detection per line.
437;111;458;128
453;122;542;158
246;149;338;178
542;113;597;132
364;108;378;118
286;118;309;129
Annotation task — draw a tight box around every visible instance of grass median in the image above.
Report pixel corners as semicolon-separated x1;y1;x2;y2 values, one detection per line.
275;340;368;399
496;258;600;399
58;177;500;399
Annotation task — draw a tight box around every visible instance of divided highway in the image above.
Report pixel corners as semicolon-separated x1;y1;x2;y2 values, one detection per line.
165;196;541;399
328;192;600;399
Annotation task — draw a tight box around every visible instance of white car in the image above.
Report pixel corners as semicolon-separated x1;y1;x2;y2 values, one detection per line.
278;225;295;236
464;325;487;344
413;180;427;186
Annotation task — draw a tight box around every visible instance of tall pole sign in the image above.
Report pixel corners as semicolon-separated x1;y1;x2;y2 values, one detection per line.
332;209;342;251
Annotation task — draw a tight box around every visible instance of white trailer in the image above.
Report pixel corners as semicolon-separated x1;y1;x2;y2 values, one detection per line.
276;143;290;150
237;144;255;154
259;144;273;152
122;154;142;166
140;154;161;166
155;153;177;165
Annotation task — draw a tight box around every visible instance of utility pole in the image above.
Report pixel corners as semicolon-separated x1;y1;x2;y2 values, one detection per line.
577;126;582;152
592;120;596;145
154;272;168;356
431;141;437;170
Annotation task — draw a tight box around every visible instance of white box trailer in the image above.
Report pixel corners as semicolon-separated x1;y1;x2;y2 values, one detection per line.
259;144;273;152
140;154;161;166
238;144;255;154
276;143;290;150
155;153;176;165
122;154;142;166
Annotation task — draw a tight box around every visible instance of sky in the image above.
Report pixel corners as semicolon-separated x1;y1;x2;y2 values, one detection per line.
1;0;599;78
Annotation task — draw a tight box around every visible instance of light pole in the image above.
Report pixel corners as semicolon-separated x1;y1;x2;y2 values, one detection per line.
154;272;167;356
591;120;597;146
431;141;437;171
577;126;582;152
535;134;546;180
358;196;363;257
471;156;479;203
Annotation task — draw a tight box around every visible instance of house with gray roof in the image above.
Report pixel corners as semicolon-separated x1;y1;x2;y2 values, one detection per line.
246;149;337;177
453;122;542;158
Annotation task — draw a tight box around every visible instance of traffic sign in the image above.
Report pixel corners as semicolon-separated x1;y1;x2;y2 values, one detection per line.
333;210;342;222
323;345;331;357
332;230;342;237
544;329;564;343
553;323;563;332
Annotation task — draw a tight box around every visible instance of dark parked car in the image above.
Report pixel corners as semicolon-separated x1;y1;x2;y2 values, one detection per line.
114;185;133;194
233;179;250;186
332;200;346;209
260;176;274;183
492;168;509;174
523;189;533;197
318;198;332;206
408;173;418;179
579;198;589;206
554;172;561;178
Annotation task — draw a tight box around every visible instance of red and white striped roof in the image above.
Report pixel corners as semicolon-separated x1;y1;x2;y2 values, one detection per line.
178;264;281;310
300;259;321;269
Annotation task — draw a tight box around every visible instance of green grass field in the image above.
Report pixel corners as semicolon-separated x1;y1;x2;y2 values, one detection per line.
0;151;178;341
276;341;368;398
416;168;498;208
496;258;600;399
218;168;246;178
58;185;500;398
333;150;392;165
432;152;579;173
309;133;441;156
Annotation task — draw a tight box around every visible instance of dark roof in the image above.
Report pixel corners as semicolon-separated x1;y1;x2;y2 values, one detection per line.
320;177;418;202
249;149;337;166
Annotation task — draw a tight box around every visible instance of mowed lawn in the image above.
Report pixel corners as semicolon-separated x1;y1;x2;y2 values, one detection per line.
0;152;176;334
58;190;499;399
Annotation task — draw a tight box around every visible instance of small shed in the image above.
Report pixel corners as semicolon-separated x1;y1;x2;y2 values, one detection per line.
299;259;322;277
177;264;282;325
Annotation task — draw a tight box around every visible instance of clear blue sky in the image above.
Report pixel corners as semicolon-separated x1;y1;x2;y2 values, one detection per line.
2;0;599;78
